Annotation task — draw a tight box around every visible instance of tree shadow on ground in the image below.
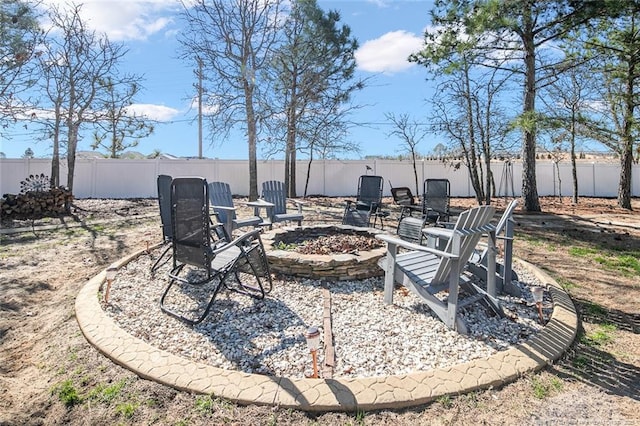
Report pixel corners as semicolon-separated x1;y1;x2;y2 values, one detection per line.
512;211;640;254
550;298;639;401
573;297;640;334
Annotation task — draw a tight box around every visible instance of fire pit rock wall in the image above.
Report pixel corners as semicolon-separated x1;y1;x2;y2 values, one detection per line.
261;225;387;281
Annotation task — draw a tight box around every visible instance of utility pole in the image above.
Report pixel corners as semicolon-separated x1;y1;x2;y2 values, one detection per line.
197;57;203;159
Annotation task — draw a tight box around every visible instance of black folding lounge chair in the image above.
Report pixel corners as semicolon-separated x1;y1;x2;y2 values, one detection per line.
150;174;173;273
390;184;422;220
422;178;450;224
394;179;450;244
160;177;272;325
342;175;389;228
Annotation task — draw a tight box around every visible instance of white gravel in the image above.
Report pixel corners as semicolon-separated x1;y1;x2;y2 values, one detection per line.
103;246;551;379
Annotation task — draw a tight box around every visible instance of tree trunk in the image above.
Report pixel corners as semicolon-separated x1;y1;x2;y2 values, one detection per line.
66;124;78;193
284;141;291;195
303;152;314;198
520;4;541;212
285;104;297;198
411;151;419;197
50;123;60;188
50;105;62;188
483;155;491;205
618;141;633;210
290;142;297;198
618;60;635;210
462;62;483;204
554;161;562;200
111;124;117;158
245;80;259;201
285;66;299;198
570;114;578;204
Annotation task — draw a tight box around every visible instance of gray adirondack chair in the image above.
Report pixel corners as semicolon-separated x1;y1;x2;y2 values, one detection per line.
208;181;261;237
424;199;519;295
260;180;304;228
376;205;503;334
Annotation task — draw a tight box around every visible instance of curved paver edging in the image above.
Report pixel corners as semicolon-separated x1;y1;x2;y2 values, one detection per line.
75;249;577;412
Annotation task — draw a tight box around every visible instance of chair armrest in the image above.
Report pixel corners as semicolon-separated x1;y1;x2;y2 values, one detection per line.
376;233;459;259
289;198;306;213
209;205;237;237
436;221;456;229
210;205;237;212
423;227;454;239
209;210;221;221
212;228;262;255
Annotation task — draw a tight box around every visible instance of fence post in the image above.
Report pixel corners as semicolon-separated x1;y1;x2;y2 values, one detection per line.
92;159;98;198
592;162;596;197
322;159;326;196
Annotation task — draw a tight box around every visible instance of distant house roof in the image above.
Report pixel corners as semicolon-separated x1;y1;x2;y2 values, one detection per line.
155;153;180;160
76;151;106;159
74;151;199;160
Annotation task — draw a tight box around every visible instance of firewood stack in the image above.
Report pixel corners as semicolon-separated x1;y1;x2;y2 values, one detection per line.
1;187;73;220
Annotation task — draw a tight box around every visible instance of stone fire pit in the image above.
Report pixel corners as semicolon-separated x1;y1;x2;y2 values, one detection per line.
261;225;387;280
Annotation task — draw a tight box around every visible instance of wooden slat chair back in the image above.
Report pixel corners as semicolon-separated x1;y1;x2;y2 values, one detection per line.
260;180;304;228
208;181;261;237
468;199;519;294
377;205;503;334
424;199;519;294
396;216;426;245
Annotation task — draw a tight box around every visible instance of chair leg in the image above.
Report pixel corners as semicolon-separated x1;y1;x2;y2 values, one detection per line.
150;243;171;273
160;263;225;325
225;244;272;298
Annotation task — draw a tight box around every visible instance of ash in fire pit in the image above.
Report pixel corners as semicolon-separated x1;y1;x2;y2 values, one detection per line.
262;225;387;280
276;228;383;255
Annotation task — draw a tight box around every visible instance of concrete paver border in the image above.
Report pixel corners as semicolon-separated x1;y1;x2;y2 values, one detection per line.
75;248;577;412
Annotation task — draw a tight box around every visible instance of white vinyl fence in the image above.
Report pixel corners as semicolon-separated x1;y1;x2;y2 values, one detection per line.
0;158;637;199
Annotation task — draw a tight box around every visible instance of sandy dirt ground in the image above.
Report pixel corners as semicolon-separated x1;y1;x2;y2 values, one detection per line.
0;196;638;425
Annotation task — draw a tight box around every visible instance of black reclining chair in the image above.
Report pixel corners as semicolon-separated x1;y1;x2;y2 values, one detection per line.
342;175;389;228
160;177;272;325
150;174;173;273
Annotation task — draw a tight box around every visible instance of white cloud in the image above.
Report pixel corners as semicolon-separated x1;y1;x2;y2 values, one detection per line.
355;30;423;74
189;96;220;115
14;104;179;122
40;0;179;41
127;103;180;121
367;0;390;7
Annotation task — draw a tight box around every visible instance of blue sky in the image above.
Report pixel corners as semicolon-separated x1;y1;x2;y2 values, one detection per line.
2;0;441;159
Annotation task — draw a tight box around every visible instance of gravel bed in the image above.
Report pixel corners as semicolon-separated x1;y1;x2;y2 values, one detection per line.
104;246;550;379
